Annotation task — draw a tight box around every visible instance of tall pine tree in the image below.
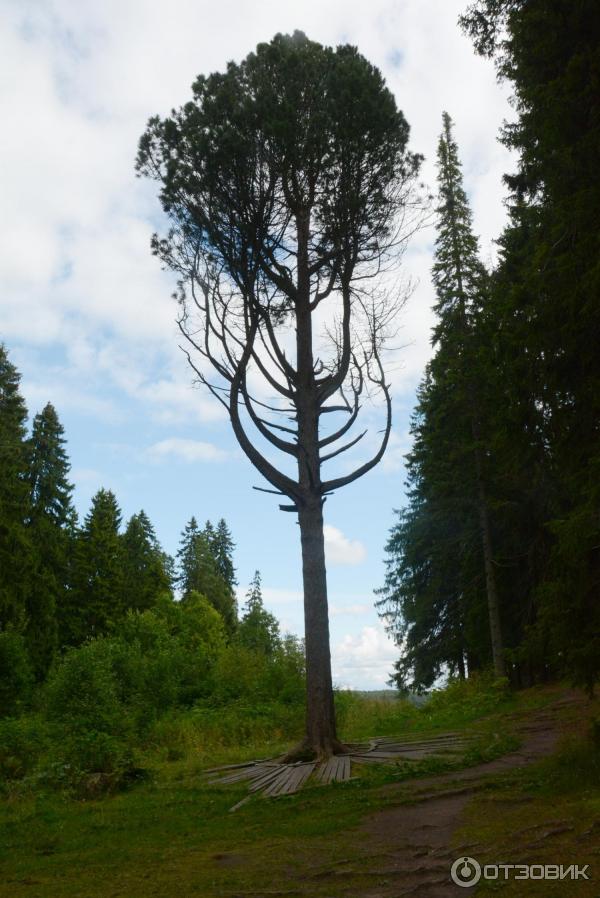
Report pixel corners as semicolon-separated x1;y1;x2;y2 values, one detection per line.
26;402;75;676
432;113;505;677
121;510;172;612
461;0;600;690
66;489;124;644
238;571;280;655
378;115;505;686
177;517;237;631
212;519;237;591
0;345;32;632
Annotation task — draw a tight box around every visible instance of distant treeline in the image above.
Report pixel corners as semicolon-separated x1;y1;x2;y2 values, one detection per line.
0;352;307;789
0;346;295;691
378;1;599;694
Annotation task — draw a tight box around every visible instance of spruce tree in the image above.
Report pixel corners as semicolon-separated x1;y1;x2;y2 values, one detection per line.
378;115;505;686
238;570;280;655
66;489;124;643
26;402;75;676
212;519;237;591
0;345;32;632
461;0;600;691
176;517;201;597
122;510;171;612
432;113;505;677
177;517;237;631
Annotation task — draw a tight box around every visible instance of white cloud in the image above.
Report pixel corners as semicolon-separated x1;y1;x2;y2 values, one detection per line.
330;603;371;617
0;0;514;433
146;438;233;463
332;624;398;688
324;524;367;566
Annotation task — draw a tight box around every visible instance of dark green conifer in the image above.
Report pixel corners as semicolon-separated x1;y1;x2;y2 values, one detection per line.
378;115;505;686
177;517;237;631
0;345;32;631
122;510;172;612
66;489;124;643
212;519;237;591
238;570;279;655
26;402;75;675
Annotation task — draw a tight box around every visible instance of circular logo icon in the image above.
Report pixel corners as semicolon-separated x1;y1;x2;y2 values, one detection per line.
450;856;482;888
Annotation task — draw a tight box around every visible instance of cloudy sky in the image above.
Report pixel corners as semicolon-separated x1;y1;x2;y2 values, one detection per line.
1;0;514;688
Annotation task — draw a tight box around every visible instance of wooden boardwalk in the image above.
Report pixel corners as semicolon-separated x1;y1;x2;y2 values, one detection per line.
205;731;474;807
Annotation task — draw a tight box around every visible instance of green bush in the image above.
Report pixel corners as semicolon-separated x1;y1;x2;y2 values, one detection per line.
209;637;305;707
0;630;34;717
45;640;129;735
44;640;134;789
0;715;49;782
120;603;224;709
423;673;511;724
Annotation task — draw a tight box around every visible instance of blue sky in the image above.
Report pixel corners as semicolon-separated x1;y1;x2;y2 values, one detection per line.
1;0;514;687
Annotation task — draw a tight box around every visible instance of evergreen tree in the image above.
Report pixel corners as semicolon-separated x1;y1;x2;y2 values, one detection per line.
66;489;124;644
432;113;505;677
238;571;280;655
122;510;172;612
0;345;32;631
202;519;215;547
378;115;504;686
176;517;200;597
461;0;600;690
212;519;237;591
26;402;75;676
177;517;237;631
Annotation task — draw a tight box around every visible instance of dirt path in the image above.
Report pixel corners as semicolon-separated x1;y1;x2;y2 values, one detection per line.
343;691;588;897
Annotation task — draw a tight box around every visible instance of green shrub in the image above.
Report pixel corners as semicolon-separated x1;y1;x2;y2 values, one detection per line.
0;715;49;782
423;673;511;724
44;640;135;789
0;630;34;717
209;637;305;708
45;640;129;736
120;605;223;709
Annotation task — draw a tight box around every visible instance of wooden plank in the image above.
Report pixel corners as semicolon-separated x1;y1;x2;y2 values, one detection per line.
208;765;264;785
323;757;338;784
248;766;284;793
316;758;333;784
203;756;276;774
202;761;257;775
335;756;347;782
349;754;388;764
361;750;411;759
315;761;325;783
263;766;294;798
282;763;315;794
229;795;253;813
340;755;351;781
274;764;305;796
315;761;326;783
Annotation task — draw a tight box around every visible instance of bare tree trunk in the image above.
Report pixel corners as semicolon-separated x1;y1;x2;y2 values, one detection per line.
297;500;341;756
289;211;344;759
473;441;506;678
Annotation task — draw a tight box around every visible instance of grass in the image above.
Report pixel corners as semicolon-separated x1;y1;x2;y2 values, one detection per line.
0;680;590;898
453;705;600;896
